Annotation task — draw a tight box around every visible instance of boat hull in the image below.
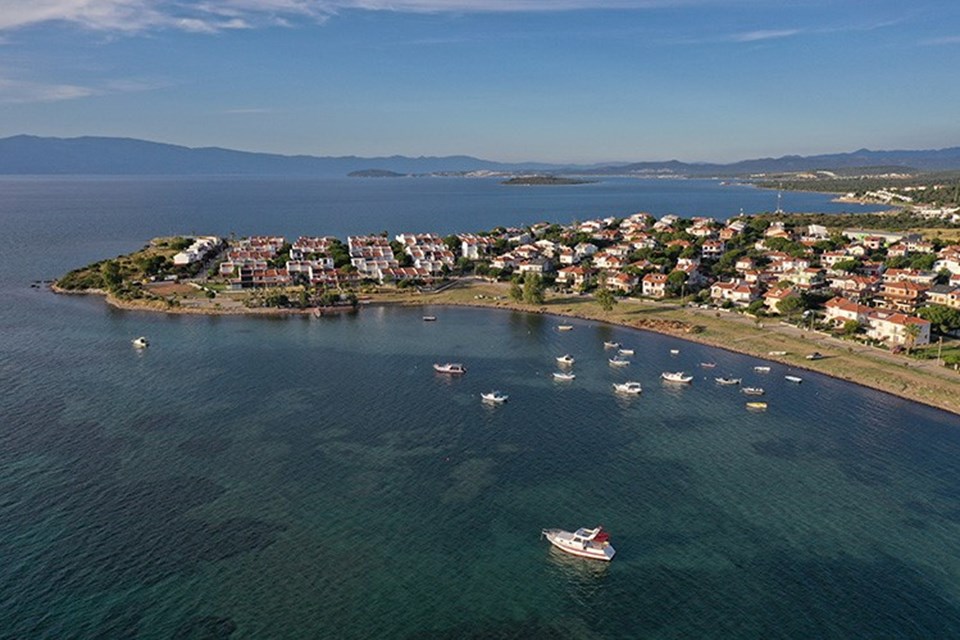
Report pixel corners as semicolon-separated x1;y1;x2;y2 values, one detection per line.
542;530;615;561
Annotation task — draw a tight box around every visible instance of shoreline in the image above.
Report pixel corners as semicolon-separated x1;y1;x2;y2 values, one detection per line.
53;280;960;415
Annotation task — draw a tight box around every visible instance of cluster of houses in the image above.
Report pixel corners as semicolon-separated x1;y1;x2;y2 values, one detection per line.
172;236;222;266
202;212;960;349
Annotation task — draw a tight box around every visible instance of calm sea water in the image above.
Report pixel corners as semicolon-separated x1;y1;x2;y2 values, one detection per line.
0;177;956;639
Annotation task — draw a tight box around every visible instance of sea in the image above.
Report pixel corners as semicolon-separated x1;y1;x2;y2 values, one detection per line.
1;176;959;639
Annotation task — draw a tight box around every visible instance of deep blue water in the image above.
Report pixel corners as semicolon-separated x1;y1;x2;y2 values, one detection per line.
0;177;956;639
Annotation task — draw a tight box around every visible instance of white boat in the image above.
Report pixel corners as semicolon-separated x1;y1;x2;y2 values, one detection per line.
768;350;788;356
422;315;437;321
132;336;149;348
741;387;765;396
608;357;630;367
433;363;466;375
613;381;643;395
617;348;634;356
753;366;771;373
699;362;717;368
785;375;803;383
603;341;620;349
481;391;509;403
553;371;576;381
557;325;574;331
541;526;615;561
661;371;693;383
556;354;575;365
669;349;680;355
715;377;741;385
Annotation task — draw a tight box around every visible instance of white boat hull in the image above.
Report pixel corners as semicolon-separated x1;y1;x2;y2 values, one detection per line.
542;529;615;561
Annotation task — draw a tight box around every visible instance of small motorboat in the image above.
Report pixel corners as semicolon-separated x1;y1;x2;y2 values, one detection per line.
433;363;466;375
132;336;149;349
806;352;824;361
699;362;717;368
661;371;693;383
556;354;575;365
613;381;643;395
669;349;680;355
481;391;509;404
617;348;634;356
553;371;576;381
557;325;574;331
746;402;768;411
422;315;437;321
603;341;620;349
541;526;615;561
753;366;771;373
715;377;741;385
741;387;765;396
608;357;630;367
768;350;788;356
785;375;803;383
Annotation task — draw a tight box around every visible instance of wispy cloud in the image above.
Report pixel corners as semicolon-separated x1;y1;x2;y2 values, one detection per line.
220;107;275;114
921;35;960;46
0;77;98;103
0;0;716;34
731;29;799;43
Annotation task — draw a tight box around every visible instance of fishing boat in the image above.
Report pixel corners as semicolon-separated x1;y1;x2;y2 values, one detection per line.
746;402;768;411
741;387;765;396
617;348;634;356
433;363;466;375
805;352;824;360
699;362;717;368
603;341;620;349
556;354;575;365
608;357;630;367
613;381;643;395
132;336;149;349
422;315;437;321
557;325;574;331
753;366;771;373
661;371;693;383
669;349;680;355
715;377;741;385
481;391;509;403
785;375;803;383
541;526;615;561
553;371;576;381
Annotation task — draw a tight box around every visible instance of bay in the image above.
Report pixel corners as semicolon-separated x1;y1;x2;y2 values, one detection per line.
0;176;956;639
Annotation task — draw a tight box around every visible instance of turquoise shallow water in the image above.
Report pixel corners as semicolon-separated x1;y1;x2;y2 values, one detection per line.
0;177;955;639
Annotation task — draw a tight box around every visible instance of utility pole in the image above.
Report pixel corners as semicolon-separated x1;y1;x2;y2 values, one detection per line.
938;336;944;366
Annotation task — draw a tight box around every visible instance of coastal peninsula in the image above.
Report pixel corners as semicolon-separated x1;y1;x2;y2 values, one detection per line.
54;209;960;414
502;175;596;186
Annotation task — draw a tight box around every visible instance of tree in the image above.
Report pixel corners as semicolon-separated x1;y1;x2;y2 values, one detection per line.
522;273;545;305
842;319;862;337
918;305;960;335
443;235;460;253
508;277;523;302
904;323;922;354
595;287;617;312
833;258;862;273
777;294;805;319
666;270;687;297
100;260;122;291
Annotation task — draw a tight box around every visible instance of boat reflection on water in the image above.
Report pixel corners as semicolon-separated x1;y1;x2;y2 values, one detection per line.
543;545;612;605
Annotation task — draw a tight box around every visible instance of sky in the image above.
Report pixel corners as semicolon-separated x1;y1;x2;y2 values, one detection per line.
0;0;958;163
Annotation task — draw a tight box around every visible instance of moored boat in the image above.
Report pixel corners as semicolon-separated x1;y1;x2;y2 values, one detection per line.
699;362;717;368
481;391;509;403
741;387;765;396
422;315;437;321
541;526;615;561
608;357;630;367
433;362;466;375
785;375;803;383
132;336;149;348
746;401;768;410
753;366;771;373
617;348;634;356
556;354;575;365
603;341;620;349
669;349;680;355
553;371;576;381
557;325;574;331
715;377;741;385
661;371;692;383
613;381;643;395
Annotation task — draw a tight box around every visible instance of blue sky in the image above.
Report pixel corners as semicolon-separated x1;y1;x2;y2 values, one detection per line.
0;0;958;163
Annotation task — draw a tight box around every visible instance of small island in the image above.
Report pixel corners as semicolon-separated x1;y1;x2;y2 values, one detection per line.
502;175;596;186
347;169;407;178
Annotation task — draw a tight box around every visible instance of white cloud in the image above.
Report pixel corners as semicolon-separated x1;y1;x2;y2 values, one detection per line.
0;77;99;103
731;29;799;42
921;35;960;46
0;0;714;33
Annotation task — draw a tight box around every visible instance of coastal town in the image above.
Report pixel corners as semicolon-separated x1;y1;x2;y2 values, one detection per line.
57;209;960;359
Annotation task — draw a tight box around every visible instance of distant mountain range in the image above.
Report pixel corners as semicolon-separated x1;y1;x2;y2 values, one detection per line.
2;134;960;177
